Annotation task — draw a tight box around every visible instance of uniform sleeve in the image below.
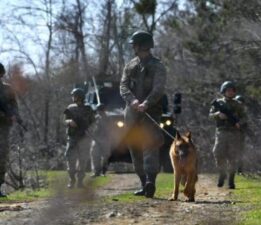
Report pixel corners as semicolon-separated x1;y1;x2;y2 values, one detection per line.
144;62;166;107
6;85;19;117
64;108;72;120
120;65;136;104
209;105;219;120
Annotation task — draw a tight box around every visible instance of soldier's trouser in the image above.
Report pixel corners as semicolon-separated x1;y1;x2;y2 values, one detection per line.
126;114;163;179
237;132;246;171
0;128;10;186
212;129;241;175
130;147;160;177
65;136;90;181
90;140;111;174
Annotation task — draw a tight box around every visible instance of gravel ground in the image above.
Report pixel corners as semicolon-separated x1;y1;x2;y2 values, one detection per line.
0;173;244;225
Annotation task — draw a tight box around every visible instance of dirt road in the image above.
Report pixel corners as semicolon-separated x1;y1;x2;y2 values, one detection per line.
0;173;243;225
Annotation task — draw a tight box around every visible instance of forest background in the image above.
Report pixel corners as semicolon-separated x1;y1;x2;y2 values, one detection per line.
0;0;260;190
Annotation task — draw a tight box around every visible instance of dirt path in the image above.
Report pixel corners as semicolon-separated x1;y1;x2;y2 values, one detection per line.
0;173;243;225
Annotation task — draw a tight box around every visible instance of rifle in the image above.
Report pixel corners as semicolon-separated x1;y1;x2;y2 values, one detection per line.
0;96;27;131
65;108;106;149
211;99;239;126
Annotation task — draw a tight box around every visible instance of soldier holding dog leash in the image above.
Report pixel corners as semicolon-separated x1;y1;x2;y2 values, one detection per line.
120;31;166;198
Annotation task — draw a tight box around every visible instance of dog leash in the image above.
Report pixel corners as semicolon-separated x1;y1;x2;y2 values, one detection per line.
145;112;175;140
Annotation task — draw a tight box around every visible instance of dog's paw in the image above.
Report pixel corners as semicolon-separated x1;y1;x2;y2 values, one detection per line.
185;198;195;202
168;196;178;201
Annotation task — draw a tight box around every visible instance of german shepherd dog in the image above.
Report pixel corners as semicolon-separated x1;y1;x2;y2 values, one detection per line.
168;131;198;202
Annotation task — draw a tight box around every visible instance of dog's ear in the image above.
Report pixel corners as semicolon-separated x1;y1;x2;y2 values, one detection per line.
185;131;192;140
175;131;181;140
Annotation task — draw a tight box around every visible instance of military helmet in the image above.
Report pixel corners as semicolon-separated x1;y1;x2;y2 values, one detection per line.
129;31;154;48
220;81;236;94
235;95;245;103
71;88;85;99
0;63;6;75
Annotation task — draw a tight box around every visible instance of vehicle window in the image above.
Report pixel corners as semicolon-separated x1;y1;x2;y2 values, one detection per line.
99;87;125;110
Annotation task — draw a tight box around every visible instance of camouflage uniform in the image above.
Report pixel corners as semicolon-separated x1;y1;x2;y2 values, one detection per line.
64;103;95;187
0;80;18;196
120;54;166;195
209;97;246;187
90;111;111;176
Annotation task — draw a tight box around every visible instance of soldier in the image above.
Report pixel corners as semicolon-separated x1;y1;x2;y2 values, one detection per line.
0;63;19;197
64;88;95;188
90;103;111;177
209;81;246;189
120;31;166;198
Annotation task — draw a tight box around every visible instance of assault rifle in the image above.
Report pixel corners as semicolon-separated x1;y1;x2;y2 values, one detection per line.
211;99;240;126
0;98;27;131
64;106;96;137
64;107;105;147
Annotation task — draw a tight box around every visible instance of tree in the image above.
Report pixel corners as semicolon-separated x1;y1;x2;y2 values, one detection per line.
56;0;91;83
130;0;178;34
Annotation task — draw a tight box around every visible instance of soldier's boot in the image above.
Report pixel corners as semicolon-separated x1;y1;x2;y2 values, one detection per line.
217;172;226;187
144;173;157;198
67;173;76;189
134;175;146;196
0;185;7;198
0;191;7;198
228;172;235;189
101;165;108;176
90;168;101;178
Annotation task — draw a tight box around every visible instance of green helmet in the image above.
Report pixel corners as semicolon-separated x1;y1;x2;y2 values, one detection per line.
220;81;236;94
235;95;245;103
129;31;154;48
71;88;85;99
0;63;6;76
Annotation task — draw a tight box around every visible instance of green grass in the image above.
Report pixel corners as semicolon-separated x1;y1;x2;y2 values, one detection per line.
233;175;261;225
105;173;261;225
2;172;261;225
0;171;111;203
105;173;174;203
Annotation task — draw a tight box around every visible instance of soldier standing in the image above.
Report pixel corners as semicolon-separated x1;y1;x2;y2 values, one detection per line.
120;31;166;198
0;63;19;197
64;88;95;188
209;81;246;189
90;103;111;177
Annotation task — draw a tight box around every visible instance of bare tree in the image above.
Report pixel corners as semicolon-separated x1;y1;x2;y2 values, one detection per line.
56;0;90;82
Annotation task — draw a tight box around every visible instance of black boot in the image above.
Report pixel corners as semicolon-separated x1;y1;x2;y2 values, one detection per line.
134;175;146;196
217;173;226;187
228;173;235;189
67;178;75;189
0;190;7;198
144;173;156;198
101;166;107;176
67;173;76;189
